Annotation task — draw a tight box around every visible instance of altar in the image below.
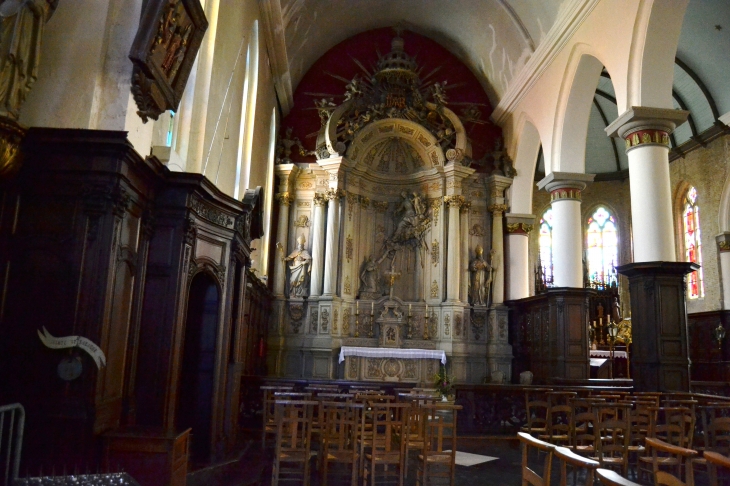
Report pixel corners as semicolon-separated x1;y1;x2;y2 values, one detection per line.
339;346;447;384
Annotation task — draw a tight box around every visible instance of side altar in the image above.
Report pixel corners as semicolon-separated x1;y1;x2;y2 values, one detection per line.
267;32;516;384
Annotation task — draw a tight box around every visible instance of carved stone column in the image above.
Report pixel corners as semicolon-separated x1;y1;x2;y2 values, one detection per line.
445;195;464;302
485;175;513;305
505;214;535;300
537;172;594;288
459;202;471;302
273;164;299;297
322;189;342;297
309;192;327;297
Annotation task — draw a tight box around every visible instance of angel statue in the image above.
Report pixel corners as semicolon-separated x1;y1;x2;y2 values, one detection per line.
283;235;312;297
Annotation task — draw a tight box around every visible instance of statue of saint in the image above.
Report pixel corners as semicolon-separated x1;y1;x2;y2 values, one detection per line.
0;0;57;120
359;256;380;294
284;235;312;297
611;296;621;323
470;245;490;306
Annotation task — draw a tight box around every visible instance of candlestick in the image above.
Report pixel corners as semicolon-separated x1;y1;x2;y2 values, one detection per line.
371;302;374;314
423;311;430;340
408;304;412;316
356;300;359;313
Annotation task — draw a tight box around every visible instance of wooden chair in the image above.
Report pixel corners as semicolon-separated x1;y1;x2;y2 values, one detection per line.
521;388;552;437
704;451;730;486
691;404;730;477
271;399;317;486
596;468;642;486
415;403;461;486
399;394;438;478
644;437;697;486
554;446;599;486
261;385;295;448
540;392;576;446
518;432;555;486
319;401;364;486
362;402;411;486
593;402;632;477
639;407;694;483
569;397;603;458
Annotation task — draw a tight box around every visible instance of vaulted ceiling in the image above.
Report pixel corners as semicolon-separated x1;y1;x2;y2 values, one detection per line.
264;0;730;177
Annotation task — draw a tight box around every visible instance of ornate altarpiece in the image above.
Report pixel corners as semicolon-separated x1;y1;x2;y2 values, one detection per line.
268;34;513;384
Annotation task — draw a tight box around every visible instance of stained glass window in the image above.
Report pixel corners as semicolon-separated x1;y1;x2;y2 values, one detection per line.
683;186;704;299
538;208;554;284
585;206;618;287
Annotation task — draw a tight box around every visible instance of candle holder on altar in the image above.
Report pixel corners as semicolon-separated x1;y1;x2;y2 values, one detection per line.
599;318;606;345
607;319;619;379
368;309;374;338
355;309;360;338
407;307;413;339
423;312;430;340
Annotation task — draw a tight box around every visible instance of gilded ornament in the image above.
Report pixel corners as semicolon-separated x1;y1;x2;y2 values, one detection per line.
347;193;359;220
506;223;533;234
313;192;327;206
346;234;353;262
0;118;25;180
469;224;485;237
444;314;451;336
431;280;439;298
275;192;294;206
550;189;581;202
359;196;371;209
373;201;389;213
430;198;441;225
431;240;440;266
333;309;339;332
293;214;310;228
719;241;730;252
344;276;351;294
487;203;509;214
343;308;351;335
444;195;465;208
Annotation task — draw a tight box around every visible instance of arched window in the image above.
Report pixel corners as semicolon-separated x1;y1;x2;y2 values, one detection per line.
585;206;618;287
683;186;704;299
538;208;554;284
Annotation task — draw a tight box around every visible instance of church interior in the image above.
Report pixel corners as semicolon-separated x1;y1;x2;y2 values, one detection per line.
1;0;730;485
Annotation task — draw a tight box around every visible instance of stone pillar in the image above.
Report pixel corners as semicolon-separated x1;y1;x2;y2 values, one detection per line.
445;196;464;302
718;233;730;310
309;193;327;297
485;175;513;304
322;189;341;297
537;172;594;288
459;202;471;302
606;107;689;262
505;214;536;300
273;192;293;297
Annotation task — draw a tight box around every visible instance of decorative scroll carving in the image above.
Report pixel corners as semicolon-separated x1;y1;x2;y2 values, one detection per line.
431;280;439;298
344;276;351;295
321;308;330;332
275;192;294;206
347;193;359;221
293;214;310;227
506;223;533;234
310;308;318;333
333;308;339;332
471;312;486;341
469;224;485;237
190;197;234;228
444;314;451;336
372;201;389;213
346;234;353;262
343;308;351;335
359;197;371;209
430;198;441;225
289;303;305;333
349;355;358;377
313;192;327;206
444;195;465;208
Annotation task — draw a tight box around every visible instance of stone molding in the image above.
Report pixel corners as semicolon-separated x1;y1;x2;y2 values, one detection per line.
537;171;594;193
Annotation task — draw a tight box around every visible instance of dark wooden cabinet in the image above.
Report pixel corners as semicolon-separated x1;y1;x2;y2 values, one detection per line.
507;288;594;383
0;128;264;479
687;310;730;382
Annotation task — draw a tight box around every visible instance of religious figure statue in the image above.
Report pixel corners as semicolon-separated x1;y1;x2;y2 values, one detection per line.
359;256;380;295
284;235;312;297
0;0;57;120
470;245;490;306
611;296;621;323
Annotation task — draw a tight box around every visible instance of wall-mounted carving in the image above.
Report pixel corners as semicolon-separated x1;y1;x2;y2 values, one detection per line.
344;276;351;295
343;308;351;335
293;214;310;227
321;308;330;332
469;224;485;237
431;280;439;298
333;308;339;333
310;308;318;333
431;240;440;266
129;0;208;122
346;234;353;262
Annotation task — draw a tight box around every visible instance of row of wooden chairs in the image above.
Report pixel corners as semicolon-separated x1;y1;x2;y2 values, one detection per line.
519;431;730;486
266;388;461;486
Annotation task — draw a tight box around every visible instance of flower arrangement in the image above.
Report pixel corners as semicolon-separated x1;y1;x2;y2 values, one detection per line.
433;365;454;397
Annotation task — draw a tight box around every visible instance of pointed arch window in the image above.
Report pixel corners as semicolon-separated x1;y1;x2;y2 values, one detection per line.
538;208;554;285
683;186;704;299
586;206;618;288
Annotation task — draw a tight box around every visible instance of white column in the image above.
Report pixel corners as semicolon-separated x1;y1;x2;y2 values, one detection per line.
505;214;535;300
322;190;341;296
309;193;327;296
489;204;507;304
459;203;470;302
538;173;594;288
606;107;689;262
445;196;463;302
718;234;730;309
273;192;292;296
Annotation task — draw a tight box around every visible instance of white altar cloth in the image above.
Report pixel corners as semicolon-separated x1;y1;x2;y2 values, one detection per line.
590;349;628;359
339;346;447;365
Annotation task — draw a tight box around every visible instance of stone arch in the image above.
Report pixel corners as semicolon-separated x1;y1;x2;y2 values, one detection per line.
508;114;542;214
626;0;689;110
346;119;446;174
551;44;606;174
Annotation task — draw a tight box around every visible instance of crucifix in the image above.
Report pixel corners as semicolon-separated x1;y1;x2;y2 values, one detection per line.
384;260;402;301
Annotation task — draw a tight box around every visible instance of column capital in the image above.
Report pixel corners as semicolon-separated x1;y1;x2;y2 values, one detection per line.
717;233;730;253
313;192;327;206
605;106;689;143
485;174;513;206
325;188;345;201
488;203;509;214
460;201;472;213
275;192;294;206
359;196;371;209
444;195;465;208
537;171;594;195
505;213;536;235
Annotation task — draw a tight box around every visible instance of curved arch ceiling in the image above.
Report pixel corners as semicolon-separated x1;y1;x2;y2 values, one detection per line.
279;0;563;104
